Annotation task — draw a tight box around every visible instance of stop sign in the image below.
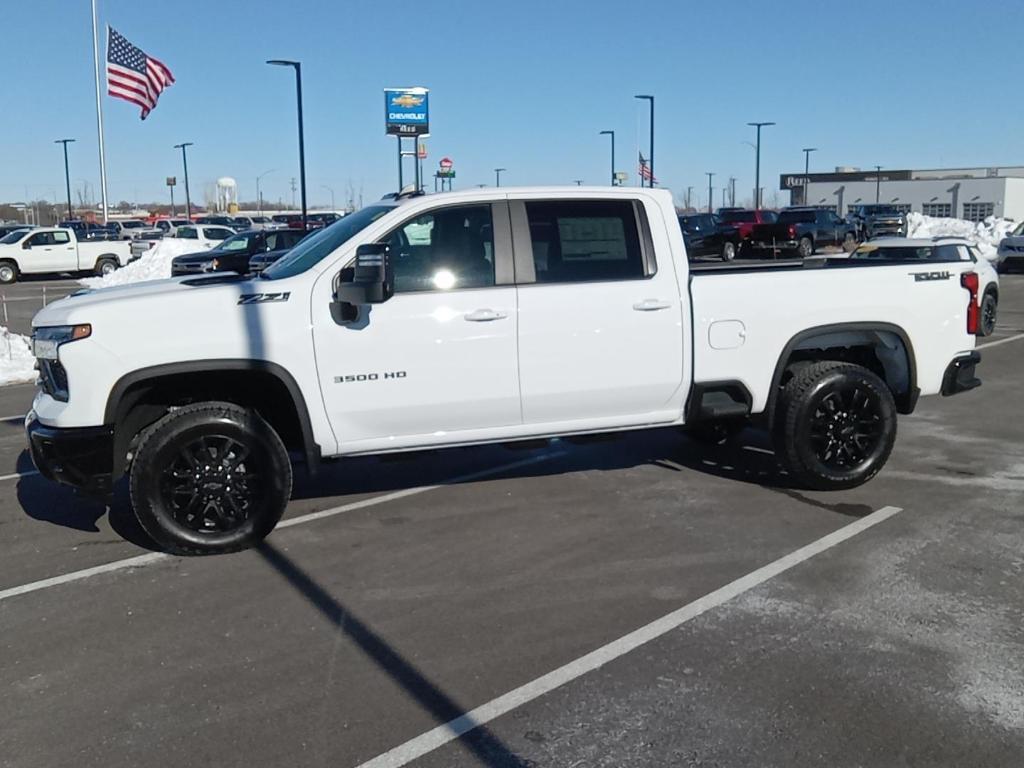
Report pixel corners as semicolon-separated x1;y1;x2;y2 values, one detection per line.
439;157;453;170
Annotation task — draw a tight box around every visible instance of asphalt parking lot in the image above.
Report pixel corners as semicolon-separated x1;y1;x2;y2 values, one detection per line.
0;277;80;336
1;278;1022;768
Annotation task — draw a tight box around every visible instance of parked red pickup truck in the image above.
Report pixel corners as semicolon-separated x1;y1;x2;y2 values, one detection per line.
718;209;778;253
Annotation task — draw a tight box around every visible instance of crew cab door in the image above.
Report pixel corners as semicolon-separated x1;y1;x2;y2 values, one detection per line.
312;201;521;450
19;230;77;273
510;196;686;428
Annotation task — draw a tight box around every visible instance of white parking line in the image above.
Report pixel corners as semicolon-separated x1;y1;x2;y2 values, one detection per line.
0;470;38;482
0;451;562;604
977;332;1024;350
356;505;903;768
0;413;27;422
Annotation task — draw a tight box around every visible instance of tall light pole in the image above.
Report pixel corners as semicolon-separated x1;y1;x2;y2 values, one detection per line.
173;142;193;220
54;139;75;221
256;169;274;217
728;176;736;206
495;168;506;187
706;172;715;214
599;130;616;185
747;121;775;209
267;59;307;231
686;186;694;209
321;184;335;210
874;165;882;203
802;147;817;205
635;95;654;187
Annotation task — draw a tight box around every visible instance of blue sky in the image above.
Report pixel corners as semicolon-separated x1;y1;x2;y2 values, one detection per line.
4;0;1022;209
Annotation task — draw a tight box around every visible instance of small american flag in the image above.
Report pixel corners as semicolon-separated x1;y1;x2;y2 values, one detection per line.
106;27;174;120
638;152;657;184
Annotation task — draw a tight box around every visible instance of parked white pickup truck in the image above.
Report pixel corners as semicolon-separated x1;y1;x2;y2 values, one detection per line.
0;227;131;283
25;187;982;554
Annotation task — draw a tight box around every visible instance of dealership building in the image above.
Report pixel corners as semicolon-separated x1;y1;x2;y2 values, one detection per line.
781;166;1024;222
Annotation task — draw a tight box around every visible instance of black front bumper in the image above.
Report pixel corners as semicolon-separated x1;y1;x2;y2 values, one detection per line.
941;351;982;396
26;417;114;496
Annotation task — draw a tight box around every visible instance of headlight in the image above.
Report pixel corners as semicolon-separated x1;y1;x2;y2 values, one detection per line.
32;324;91;360
205;259;217;272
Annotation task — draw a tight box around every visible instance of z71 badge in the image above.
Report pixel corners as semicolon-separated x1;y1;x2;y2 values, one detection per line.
911;271;952;282
237;292;291;304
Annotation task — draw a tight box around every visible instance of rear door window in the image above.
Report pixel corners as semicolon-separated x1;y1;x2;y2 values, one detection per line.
524;200;647;284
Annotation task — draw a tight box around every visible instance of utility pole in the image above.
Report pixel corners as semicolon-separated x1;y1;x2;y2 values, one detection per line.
54;139;75;221
728;176;736;206
290;177;297;208
747;121;775;209
495;168;506;187
706;172;715;214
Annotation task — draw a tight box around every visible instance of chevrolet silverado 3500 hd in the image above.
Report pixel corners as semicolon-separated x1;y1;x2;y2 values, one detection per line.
26;187;982;554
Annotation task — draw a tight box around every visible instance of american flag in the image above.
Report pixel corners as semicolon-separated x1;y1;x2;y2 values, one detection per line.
106;27;174;120
638;152;657;184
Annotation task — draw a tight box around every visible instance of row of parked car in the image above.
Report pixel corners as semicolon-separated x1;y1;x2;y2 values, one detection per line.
679;203;909;261
168;227;309;277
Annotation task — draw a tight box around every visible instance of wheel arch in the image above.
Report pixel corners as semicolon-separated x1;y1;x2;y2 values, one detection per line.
105;360;321;480
765;322;918;427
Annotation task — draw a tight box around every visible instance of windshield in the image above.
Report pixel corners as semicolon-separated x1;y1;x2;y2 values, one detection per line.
120;221;146;228
862;205;898;216
720;210;755;223
778;210;815;224
0;230;28;244
263;204;395;279
220;234;253;251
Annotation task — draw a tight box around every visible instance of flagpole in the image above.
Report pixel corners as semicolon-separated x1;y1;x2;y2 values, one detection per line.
90;0;109;223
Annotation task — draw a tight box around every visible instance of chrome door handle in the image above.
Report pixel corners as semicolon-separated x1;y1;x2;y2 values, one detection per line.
632;299;672;311
465;308;508;322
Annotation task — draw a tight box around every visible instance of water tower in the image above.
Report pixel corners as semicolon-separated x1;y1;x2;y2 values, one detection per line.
216;177;238;213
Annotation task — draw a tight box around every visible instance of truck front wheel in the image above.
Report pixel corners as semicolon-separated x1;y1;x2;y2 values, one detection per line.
95;258;118;277
774;361;896;490
129;401;292;555
0;261;18;284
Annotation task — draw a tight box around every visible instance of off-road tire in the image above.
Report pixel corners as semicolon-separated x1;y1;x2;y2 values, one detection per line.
773;361;896;490
129;401;292;555
979;292;998;337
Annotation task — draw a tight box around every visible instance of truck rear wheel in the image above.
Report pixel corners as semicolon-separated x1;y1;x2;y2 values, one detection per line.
129;401;292;555
0;261;18;284
721;241;736;261
95;258;118;277
979;291;998;337
797;236;814;258
774;361;896;490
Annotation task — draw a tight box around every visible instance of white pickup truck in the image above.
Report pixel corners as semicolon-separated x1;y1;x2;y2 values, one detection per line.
0;227;131;283
25;187;983;554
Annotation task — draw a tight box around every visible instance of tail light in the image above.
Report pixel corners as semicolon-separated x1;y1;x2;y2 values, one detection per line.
961;272;979;334
787;224;797;238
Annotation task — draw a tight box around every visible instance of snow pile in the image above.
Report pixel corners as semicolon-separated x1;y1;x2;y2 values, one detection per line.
905;213;1016;262
79;238;203;288
0;327;37;385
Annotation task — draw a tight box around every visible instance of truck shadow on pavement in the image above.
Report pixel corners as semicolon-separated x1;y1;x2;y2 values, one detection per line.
257;541;535;767
14;424;873;546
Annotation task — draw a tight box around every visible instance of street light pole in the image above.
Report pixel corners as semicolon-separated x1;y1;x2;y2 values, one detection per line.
173;142;194;220
321;184;335;210
495;168;506;187
686;186;694;209
256;169;274;217
267;60;307;231
728;176;736;206
802;147;817;205
54;138;75;221
747;121;775;209
635;95;654;187
706;172;715;214
599;130;616;185
874;165;882;203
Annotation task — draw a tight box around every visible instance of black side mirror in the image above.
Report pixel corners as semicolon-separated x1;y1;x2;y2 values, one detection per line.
22;241;31;250
332;243;394;322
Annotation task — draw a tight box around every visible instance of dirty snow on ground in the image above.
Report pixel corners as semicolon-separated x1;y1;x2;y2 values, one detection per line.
906;213;1016;262
79;238;204;288
0;326;37;385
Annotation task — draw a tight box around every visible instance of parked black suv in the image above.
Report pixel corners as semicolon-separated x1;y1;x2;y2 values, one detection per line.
679;213;741;261
171;229;308;276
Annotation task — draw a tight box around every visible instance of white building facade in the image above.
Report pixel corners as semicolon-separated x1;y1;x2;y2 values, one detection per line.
781;166;1024;222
